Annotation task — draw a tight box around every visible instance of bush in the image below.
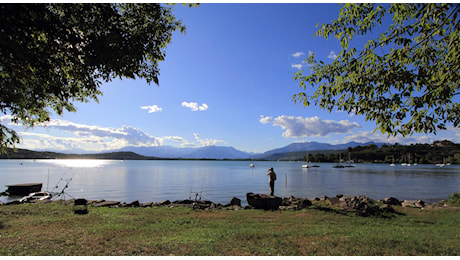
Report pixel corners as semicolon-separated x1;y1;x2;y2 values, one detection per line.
447;193;460;206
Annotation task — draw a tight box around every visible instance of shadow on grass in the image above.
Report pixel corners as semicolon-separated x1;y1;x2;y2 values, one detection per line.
310;204;406;219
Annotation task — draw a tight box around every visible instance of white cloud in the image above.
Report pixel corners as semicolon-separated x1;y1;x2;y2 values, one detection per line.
291;52;304;58
193;132;224;147
10;118;162;151
2;115;230;151
181;142;199;148
328;51;338;60
140;105;162;113
43;119;127;139
259;115;273;124
164;136;187;143
119;125;161;147
182;102;209;111
291;64;303;70
261;115;360;138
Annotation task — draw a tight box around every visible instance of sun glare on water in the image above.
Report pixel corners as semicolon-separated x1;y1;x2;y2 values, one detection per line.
41;159;113;168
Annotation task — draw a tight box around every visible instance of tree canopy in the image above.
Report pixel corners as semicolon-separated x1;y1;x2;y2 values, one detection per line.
293;3;460;137
0;3;186;150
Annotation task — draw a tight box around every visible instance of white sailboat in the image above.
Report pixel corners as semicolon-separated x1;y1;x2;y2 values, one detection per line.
390;155;395;167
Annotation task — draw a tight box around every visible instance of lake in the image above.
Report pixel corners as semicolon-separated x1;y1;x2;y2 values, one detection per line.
1;159;459;206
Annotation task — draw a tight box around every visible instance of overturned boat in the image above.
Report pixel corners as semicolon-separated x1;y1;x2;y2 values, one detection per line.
4;183;43;196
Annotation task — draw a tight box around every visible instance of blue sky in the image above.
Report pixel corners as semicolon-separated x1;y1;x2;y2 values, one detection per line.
2;3;460;153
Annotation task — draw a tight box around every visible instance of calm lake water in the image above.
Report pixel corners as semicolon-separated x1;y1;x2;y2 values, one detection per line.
1;159;460;205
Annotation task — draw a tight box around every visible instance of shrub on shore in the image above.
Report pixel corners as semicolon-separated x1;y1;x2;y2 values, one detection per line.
447;193;460;206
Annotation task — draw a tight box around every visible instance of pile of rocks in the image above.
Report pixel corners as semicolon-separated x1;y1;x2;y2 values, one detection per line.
5;194;436;214
55;196;247;210
338;195;393;216
380;197;426;208
279;196;312;210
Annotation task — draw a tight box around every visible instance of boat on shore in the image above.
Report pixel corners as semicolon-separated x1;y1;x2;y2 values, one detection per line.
3;183;43;196
19;191;52;203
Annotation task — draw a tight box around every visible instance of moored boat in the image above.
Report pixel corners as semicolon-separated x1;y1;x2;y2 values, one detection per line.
4;183;43;195
302;162;320;168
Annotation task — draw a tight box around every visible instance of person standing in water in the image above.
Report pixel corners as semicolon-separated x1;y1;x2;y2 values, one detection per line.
266;167;276;196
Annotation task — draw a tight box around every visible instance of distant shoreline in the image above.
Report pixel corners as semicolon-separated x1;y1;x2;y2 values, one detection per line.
0;147;258;161
0;148;460;165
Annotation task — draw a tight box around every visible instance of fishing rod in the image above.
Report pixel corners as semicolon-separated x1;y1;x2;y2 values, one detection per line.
189;176;205;205
52;168;76;201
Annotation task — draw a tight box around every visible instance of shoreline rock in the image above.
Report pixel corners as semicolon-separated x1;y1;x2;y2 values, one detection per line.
2;194;457;213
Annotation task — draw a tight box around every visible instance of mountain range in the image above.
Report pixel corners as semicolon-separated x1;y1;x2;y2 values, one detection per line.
116;145;256;160
113;141;385;160
20;141;386;160
255;141;383;158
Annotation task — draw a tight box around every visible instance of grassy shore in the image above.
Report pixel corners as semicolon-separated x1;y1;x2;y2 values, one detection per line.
1;201;459;256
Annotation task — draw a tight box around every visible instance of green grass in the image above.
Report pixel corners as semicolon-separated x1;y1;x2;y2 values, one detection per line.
0;202;459;256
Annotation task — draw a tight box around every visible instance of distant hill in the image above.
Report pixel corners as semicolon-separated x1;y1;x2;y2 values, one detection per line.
0;148;160;160
255;141;386;160
183;145;254;159
117;145;254;159
257;149;348;161
118;145;195;158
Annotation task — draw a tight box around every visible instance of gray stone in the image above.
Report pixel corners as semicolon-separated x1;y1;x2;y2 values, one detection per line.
380;204;395;213
230;197;241;207
141;202;154;208
382;197;401;206
159;200;171;206
328;197;340;205
402;200;425;208
300;198;312;207
122;200;140;207
416;200;425;208
92;201;121;208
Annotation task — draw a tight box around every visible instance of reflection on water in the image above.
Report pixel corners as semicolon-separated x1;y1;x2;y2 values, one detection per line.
37;159;114;168
1;160;459;205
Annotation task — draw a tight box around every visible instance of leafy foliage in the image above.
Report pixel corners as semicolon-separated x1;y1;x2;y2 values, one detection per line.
0;3;185;150
262;140;460;164
346;140;460;164
447;192;460;206
293;4;460;137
